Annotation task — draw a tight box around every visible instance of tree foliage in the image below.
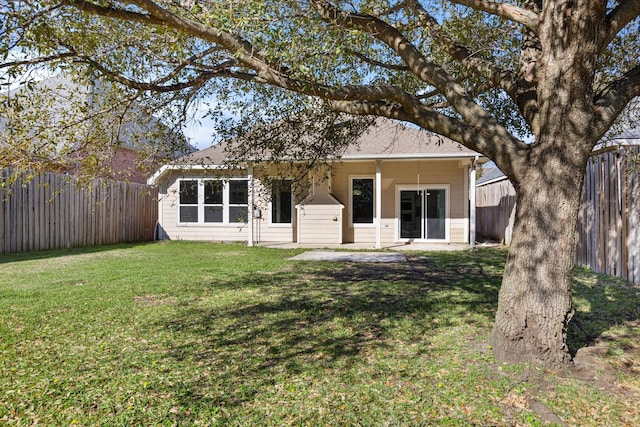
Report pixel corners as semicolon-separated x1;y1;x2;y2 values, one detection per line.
2;0;640;368
2;1;639;164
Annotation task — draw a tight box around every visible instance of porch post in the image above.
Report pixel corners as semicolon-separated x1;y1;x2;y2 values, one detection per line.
470;157;478;249
247;164;254;247
375;160;382;249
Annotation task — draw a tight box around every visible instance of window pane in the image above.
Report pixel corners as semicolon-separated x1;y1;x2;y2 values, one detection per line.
352;178;374;223
229;206;248;223
179;206;198;223
204;206;223;223
179;180;198;204
204;180;223;204
272;180;292;224
229;180;248;204
426;189;446;239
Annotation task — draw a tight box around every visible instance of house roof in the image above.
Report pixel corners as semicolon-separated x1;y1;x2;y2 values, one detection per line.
476;167;509;186
340;119;479;160
149;119;484;185
593;125;640;154
1;74;190;155
476;126;640;187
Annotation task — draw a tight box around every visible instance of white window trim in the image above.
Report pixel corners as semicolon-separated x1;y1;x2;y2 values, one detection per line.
203;179;224;224
349;175;376;228
227;179;250;224
176;177;249;226
177;179;200;224
268;178;295;227
394;184;450;242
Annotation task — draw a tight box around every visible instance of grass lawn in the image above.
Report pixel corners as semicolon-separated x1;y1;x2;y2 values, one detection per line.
1;241;639;426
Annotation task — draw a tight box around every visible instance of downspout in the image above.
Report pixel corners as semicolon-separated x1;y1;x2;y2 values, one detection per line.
247;164;254;247
375;160;382;249
470;156;478;249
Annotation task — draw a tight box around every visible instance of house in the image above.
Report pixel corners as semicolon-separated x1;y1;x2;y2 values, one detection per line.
1;74;189;183
148;119;486;248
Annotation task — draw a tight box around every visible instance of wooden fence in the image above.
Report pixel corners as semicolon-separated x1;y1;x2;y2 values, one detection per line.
476;146;640;284
575;147;640;284
476;178;517;245
1;170;158;255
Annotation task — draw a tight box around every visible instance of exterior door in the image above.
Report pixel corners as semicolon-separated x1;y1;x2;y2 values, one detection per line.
400;190;422;238
399;188;447;240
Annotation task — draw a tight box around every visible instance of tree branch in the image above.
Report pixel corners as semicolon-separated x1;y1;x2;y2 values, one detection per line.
407;0;518;97
593;63;640;137
63;0;166;26
447;0;539;32
344;48;409;71
76;56;255;91
311;0;521;154
327;98;526;177
64;0;527;169
600;0;640;52
65;1;428;116
0;52;77;70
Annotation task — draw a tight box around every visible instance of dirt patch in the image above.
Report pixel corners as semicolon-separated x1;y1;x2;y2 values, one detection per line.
134;294;177;306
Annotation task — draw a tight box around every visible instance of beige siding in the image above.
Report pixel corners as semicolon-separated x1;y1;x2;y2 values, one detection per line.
352;227;376;244
449;219;467;243
331;159;469;244
297;204;343;244
249;174;298;243
157;159;470;245
158;176;250;241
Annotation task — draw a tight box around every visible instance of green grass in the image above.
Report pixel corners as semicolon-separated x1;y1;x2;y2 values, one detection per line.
0;242;638;426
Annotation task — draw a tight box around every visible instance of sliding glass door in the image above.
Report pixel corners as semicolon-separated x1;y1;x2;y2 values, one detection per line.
398;187;448;241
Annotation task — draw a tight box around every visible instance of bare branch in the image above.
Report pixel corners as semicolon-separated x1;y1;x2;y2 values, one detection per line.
601;0;640;51
76;56;255;91
448;0;539;32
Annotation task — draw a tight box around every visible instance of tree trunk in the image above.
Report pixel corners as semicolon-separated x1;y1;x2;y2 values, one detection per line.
491;148;588;368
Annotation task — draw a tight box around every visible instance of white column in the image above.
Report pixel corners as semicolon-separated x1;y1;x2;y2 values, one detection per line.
375;160;382;249
470;157;478;249
247;164;254;247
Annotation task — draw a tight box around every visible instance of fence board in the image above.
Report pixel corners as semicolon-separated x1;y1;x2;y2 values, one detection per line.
0;169;158;255
476;147;640;284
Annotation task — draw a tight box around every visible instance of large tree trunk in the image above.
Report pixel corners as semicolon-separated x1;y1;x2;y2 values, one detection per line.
491;147;589;368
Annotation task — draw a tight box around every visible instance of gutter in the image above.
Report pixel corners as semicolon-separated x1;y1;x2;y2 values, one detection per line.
147;164;239;185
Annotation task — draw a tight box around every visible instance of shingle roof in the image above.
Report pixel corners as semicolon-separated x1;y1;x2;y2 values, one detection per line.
476;167;507;186
341;119;477;159
149;118;484;185
181;118;479;165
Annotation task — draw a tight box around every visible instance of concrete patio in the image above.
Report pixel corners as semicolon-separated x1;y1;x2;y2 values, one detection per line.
267;241;476;263
257;241;473;252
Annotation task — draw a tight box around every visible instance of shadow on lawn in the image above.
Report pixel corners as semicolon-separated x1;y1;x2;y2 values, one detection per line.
568;268;640;358
0;242;147;264
154;247;639;412
157;248;506;410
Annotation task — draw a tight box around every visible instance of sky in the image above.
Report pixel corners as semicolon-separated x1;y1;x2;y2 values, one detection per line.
182;115;218;150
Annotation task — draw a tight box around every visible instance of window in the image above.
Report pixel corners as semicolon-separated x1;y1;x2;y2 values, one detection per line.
177;178;249;224
204;180;223;223
351;177;374;224
271;179;293;224
228;180;248;223
179;180;199;223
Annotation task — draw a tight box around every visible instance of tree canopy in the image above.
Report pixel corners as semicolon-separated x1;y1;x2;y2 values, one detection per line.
2;1;640;368
3;1;636;170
